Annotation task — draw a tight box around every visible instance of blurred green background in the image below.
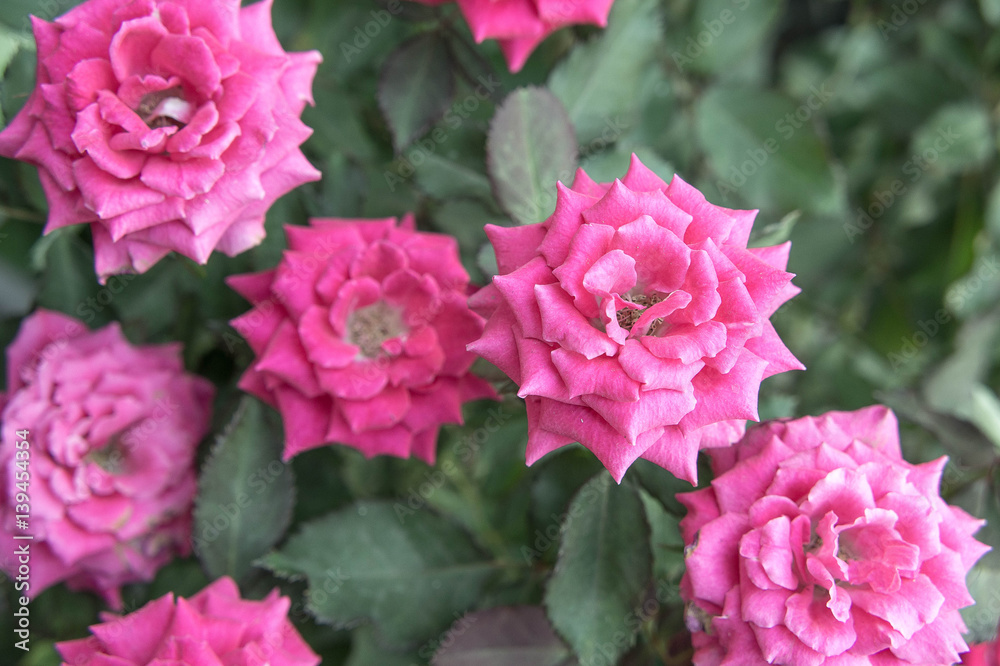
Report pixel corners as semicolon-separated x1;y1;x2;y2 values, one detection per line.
1;0;1000;663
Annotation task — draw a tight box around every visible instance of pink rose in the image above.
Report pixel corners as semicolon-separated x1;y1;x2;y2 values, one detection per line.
0;0;321;282
679;406;990;665
228;215;496;462
407;0;615;71
469;155;803;483
0;309;213;608
56;576;320;665
963;640;999;666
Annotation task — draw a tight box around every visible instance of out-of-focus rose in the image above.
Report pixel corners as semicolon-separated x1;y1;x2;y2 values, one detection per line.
228;215;496;462
0;309;213;608
57;576;320;665
0;0;321;282
679;406;989;665
407;0;615;71
468;154;802;483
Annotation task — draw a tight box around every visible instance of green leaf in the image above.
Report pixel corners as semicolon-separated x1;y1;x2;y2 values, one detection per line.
378;32;456;152
679;0;784;75
346;626;418;666
695;85;843;216
35;228;104;322
910;102;993;176
432;606;577;666
417;153;495;202
638;490;685;586
749;210;800;248
193;398;295;583
543;473;652;666
486;86;577;225
548;0;662;145
262;502;498;646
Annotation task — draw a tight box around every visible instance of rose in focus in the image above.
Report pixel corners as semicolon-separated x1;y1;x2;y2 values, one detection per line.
228;215;495;463
0;309;213;607
56;576;319;665
0;0;321;281
679;406;989;665
469;155;803;483
407;0;615;71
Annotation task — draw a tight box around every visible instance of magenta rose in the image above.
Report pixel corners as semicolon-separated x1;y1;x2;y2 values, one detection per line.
0;0;321;282
0;309;213;607
57;576;319;665
228;215;496;462
964;640;999;666
469;155;803;483
679;406;989;665
407;0;615;71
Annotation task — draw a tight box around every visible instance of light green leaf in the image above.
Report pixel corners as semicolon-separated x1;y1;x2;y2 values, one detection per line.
262;502;498;646
910;102;993;176
486;86;577;225
548;0;661;145
544;474;652;666
696;85;843;215
193;398;295;583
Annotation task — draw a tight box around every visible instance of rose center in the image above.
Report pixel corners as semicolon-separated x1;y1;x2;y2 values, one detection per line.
136;86;192;129
347;301;407;358
87;436;126;475
616;293;665;333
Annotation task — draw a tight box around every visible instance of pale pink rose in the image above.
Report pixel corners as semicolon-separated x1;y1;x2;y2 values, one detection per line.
469;155;803;483
228;215;496;462
0;0;321;282
57;576;320;665
0;309;213;608
407;0;615;71
679;406;990;665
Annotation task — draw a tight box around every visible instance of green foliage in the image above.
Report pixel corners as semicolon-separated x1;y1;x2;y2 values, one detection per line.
263;502;499;646
544;474;653;666
193;398;295;584
486;86;578;225
2;0;1000;663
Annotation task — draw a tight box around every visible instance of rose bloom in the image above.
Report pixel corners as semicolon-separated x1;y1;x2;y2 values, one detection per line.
407;0;615;71
963;622;1000;666
0;0;321;282
679;406;989;665
0;309;213;607
57;576;320;665
469;155;802;483
228;215;496;462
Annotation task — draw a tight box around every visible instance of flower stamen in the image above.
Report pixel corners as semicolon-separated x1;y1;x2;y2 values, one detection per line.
347;301;407;358
616;293;665;333
136;86;192;129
